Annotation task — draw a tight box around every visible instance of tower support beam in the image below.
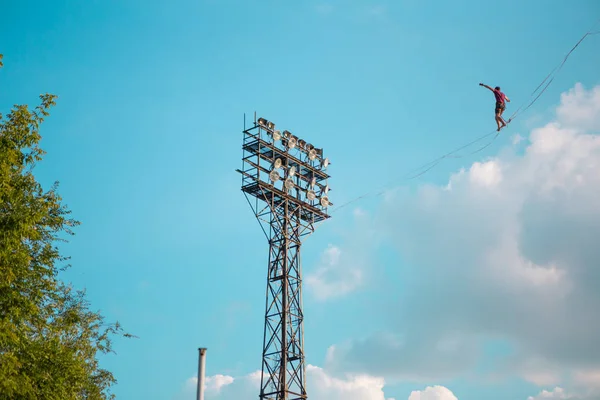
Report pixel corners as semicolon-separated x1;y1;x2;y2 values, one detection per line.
238;116;331;400
259;200;306;399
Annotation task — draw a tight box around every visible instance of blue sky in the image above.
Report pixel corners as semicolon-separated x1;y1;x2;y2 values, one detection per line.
1;1;600;399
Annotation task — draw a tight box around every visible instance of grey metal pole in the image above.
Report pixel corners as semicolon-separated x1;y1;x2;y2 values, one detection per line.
196;348;207;400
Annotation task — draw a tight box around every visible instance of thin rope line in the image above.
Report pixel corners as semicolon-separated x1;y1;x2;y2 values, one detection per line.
331;129;498;212
329;20;599;214
507;18;599;122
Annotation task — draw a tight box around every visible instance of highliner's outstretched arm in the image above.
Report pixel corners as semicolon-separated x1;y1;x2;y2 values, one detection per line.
479;82;494;91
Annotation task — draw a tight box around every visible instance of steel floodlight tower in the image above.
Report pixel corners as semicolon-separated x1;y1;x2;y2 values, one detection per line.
237;115;332;400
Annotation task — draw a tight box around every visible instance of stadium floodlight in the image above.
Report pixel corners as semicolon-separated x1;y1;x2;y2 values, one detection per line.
288;165;296;177
284;178;294;191
288;137;297;149
237;114;332;400
322;158;330;169
307;176;317;201
267;121;275;130
319;184;330;207
269;170;280;182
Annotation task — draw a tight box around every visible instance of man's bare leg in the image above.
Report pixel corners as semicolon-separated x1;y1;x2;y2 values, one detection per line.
499;109;508;126
495;114;504;131
496;109;507;131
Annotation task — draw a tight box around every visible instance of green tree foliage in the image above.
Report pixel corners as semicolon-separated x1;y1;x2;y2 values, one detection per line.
0;54;130;399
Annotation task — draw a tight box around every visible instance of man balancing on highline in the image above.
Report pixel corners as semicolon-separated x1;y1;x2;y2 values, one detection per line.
479;83;510;131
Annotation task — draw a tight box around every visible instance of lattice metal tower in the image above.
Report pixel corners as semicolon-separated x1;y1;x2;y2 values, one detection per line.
237;115;332;400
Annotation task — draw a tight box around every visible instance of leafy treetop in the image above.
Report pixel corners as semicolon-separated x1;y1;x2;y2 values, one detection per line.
0;53;132;400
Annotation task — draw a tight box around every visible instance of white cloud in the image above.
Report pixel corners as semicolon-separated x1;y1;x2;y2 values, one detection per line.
526;384;600;400
305;245;363;301
325;330;479;383
572;369;600;389
527;387;577;400
306;204;381;301
304;239;367;301
174;371;259;400
306;365;392;400
512;133;525;145
177;365;399;400
556;83;600;131
408;385;458;400
516;357;563;386
206;374;235;393
179;374;236;398
324;83;600;388
468;160;503;187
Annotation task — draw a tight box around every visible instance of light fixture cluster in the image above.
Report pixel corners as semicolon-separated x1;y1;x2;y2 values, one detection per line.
257;117;330;171
257;117;331;208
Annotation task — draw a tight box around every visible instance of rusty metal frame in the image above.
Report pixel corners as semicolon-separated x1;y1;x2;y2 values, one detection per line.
238;116;331;400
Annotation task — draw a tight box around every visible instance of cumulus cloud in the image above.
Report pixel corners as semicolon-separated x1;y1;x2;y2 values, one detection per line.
528;387;572;399
306;365;394;400
173;371;259;400
306;207;380;301
324;83;600;388
305;245;364;301
556;83;600;131
572;369;600;389
177;366;401;400
206;374;235;393
408;385;458;400
176;374;237;398
512;133;525;145
468;159;503;187
524;386;600;400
